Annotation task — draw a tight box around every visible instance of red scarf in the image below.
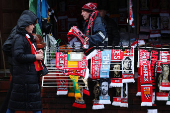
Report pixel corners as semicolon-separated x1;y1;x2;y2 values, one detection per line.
85;10;98;35
25;34;44;71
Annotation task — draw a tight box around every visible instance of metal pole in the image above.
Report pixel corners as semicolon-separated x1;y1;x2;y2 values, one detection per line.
0;31;7;77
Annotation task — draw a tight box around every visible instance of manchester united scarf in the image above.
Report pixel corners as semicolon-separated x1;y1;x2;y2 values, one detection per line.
72;84;86;108
122;47;135;83
25;34;43;71
110;49;124;87
112;87;121;106
92;80;104;110
109;62;122;87
120;83;128;107
56;74;68;95
99;78;111;104
100;50;111;78
141;84;153;106
91;50;102;80
159;63;170;91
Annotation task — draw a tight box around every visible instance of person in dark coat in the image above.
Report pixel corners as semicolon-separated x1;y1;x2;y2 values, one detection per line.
81;2;108;50
98;6;120;46
5;10;44;113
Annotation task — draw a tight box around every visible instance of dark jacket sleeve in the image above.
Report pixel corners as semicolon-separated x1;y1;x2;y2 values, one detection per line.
13;36;36;63
87;17;107;46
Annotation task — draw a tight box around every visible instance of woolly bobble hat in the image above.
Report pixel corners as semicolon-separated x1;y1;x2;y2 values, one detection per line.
82;2;97;11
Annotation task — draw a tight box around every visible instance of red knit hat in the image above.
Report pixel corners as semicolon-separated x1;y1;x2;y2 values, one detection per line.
82;2;97;11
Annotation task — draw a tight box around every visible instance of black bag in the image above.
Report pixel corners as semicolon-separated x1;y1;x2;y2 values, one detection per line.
38;61;49;77
2;26;17;57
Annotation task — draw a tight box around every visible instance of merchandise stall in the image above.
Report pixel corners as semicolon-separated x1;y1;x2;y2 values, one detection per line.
27;0;170;112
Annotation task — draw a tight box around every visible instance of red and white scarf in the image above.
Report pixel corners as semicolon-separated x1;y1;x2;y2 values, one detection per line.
25;34;43;71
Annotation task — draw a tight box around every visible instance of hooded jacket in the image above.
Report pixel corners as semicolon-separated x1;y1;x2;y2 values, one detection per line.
7;10;43;111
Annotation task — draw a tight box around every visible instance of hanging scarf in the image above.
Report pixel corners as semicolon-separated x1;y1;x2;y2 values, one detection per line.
92;80;104;110
56;74;68;95
110;49;124;87
72;84;86;108
112;87;121;106
120;83;128;107
25;34;43;71
122;47;135;83
98;78;111;104
136;75;141;96
83;11;99;59
109;61;123;87
141;84;153;106
91;50;102;80
159;63;170;91
100;50;111;78
69;75;81;99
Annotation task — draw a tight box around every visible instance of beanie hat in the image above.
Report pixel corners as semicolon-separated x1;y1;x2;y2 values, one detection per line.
82;2;97;11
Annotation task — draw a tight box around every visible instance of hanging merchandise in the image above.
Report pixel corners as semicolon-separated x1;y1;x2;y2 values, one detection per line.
155;72;169;101
92;80;104;110
72;83;86;108
41;0;48;19
160;13;170;34
112;87;121;106
68;82;75;97
56;52;88;77
99;78;111;104
166;91;170;105
128;0;134;27
120;83;128;107
141;84;153;106
69;75;81;99
150;15;161;38
37;0;41;28
29;0;37;14
140;14;150;32
110;49;124;87
100;50;111;78
81;77;90;96
56;74;68;95
109;62;122;87
136;75;141;96
159;63;170;91
122;47;135;83
91;50;102;80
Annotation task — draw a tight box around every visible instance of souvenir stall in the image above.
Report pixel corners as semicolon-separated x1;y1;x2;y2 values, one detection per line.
27;0;170;112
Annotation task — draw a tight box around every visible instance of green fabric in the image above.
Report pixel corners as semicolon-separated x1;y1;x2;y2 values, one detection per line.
29;0;37;15
35;24;43;37
69;75;81;98
29;0;43;37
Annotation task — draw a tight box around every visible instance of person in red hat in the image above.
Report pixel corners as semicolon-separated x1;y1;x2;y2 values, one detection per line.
81;2;108;51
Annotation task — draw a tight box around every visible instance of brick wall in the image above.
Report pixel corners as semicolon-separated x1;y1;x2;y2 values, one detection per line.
1;76;170;113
